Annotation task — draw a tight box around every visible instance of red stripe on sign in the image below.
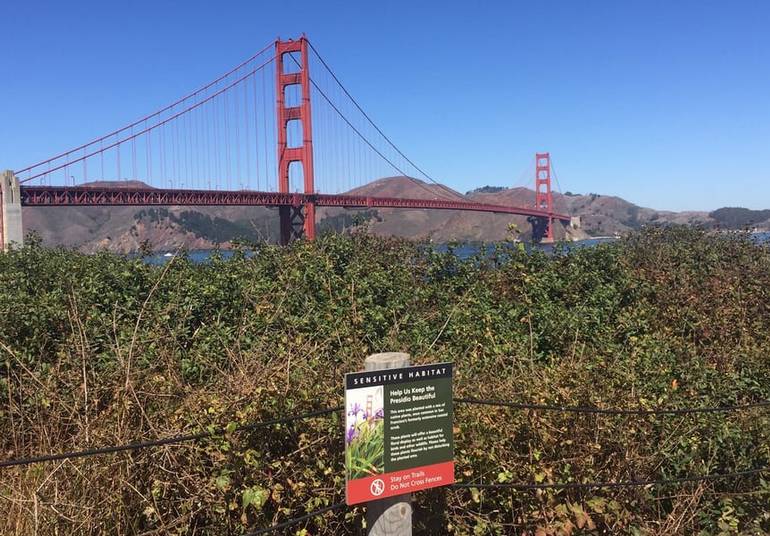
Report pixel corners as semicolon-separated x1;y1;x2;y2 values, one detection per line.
346;461;454;505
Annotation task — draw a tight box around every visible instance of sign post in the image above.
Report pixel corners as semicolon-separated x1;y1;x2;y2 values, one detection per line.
345;352;454;535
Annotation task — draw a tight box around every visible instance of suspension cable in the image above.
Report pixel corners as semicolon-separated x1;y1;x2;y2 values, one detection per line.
15;41;276;177
289;55;458;202
20;57;275;183
307;40;466;202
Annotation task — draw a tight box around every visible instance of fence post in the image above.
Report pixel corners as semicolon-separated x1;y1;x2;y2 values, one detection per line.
364;352;412;536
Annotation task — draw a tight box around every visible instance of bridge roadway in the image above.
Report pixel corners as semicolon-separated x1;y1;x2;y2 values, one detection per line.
19;185;571;222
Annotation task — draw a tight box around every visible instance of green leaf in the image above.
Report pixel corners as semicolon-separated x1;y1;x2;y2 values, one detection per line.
242;486;269;511
215;474;231;491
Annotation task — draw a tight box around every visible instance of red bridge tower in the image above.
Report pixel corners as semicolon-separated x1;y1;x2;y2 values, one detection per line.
276;37;315;244
534;152;554;242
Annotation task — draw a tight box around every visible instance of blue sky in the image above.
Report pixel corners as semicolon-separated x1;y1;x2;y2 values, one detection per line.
1;0;768;211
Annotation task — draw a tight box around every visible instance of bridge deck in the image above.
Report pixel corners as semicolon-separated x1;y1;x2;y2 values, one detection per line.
19;186;570;222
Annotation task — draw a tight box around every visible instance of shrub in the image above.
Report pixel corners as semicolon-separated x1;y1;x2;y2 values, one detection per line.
1;227;769;534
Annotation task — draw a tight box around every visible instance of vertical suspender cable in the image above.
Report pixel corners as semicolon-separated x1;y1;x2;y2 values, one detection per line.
234;73;242;188
244;71;252;190
253;51;263;190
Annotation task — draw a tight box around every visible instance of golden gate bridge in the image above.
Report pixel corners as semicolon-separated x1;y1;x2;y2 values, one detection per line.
1;36;569;248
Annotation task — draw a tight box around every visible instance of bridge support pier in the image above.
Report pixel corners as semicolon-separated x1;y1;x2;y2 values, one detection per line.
280;204;311;244
528;216;556;244
1;170;23;250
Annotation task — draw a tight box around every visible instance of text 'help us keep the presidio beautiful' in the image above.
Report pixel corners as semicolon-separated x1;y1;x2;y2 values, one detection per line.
344;363;454;505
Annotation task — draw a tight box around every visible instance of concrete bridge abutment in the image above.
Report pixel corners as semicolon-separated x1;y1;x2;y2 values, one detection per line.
1;170;23;250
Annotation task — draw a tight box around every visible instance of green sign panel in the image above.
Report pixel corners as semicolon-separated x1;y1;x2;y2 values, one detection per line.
344;363;454;505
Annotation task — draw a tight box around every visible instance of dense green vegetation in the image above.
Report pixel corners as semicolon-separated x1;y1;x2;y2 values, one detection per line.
1;227;769;535
316;209;380;235
135;208;269;243
466;186;506;195
132;208;380;246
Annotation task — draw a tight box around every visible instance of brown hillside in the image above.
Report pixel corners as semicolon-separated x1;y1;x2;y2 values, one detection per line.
327;177;552;242
22;177;755;251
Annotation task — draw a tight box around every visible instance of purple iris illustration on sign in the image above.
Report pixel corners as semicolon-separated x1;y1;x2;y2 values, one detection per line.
345;386;385;480
346;424;358;445
348;403;363;417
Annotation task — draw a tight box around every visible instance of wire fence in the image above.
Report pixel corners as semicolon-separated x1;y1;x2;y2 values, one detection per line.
243;502;348;536
451;466;768;491
453;396;770;415
3;395;769;533
241;466;770;535
0;406;341;469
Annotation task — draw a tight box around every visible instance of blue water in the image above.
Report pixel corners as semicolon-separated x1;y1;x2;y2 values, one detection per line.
143;237;616;265
433;237;618;259
143;232;770;265
144;249;253;265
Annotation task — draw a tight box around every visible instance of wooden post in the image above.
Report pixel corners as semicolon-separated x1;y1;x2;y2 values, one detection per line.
364;352;412;536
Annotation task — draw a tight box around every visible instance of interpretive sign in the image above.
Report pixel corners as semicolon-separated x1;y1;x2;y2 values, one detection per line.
344;362;454;505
